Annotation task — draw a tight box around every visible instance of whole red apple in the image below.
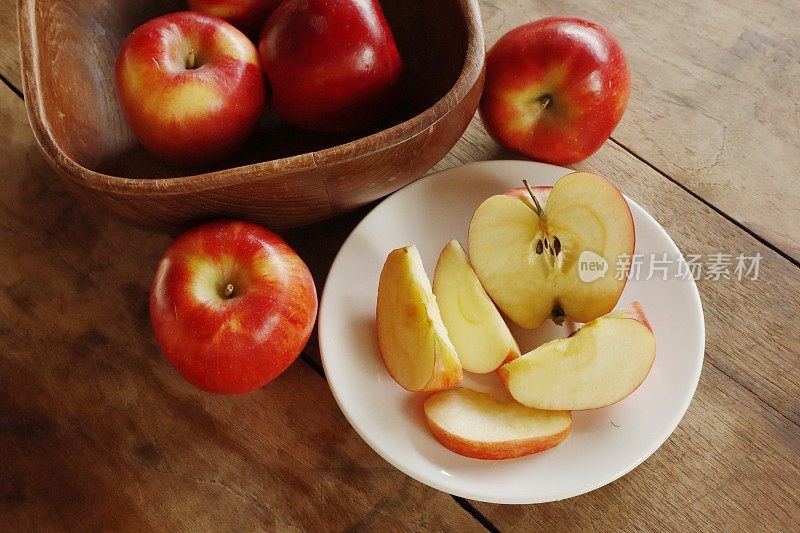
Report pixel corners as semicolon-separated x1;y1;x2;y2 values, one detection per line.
150;220;317;394
479;17;630;165
259;0;403;132
188;0;283;39
116;12;265;167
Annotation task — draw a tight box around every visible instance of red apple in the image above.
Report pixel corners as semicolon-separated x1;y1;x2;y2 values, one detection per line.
149;220;317;394
116;12;265;167
479;17;630;165
259;0;403;132
187;0;283;39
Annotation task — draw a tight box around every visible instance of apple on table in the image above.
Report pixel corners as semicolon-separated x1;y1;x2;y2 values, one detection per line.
150;220;317;394
115;11;265;167
480;17;630;165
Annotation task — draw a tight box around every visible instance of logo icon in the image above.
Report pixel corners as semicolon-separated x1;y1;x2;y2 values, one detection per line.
578;250;608;283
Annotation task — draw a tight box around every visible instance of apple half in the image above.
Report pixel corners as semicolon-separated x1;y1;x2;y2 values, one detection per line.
376;246;462;391
424;388;572;460
498;302;656;410
468;172;635;328
432;240;520;373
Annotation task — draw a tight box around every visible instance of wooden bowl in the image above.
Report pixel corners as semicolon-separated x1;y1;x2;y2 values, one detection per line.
19;0;484;232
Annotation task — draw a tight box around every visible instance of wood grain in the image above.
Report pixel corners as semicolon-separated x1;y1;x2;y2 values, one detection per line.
0;81;483;531
476;0;800;259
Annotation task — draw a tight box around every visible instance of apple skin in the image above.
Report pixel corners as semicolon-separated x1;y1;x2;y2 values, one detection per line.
116;12;265;167
188;0;283;39
149;220;317;394
479;17;630;165
259;0;403;132
614;300;653;332
424;388;572;460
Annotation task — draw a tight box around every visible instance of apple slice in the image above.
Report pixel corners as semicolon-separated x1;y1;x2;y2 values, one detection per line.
432;240;520;373
498;302;656;410
468;172;635;328
424;388;572;460
376;245;462;391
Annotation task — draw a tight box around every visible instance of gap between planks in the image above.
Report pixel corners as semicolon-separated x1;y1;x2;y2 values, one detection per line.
609;137;800;271
0;70;22;99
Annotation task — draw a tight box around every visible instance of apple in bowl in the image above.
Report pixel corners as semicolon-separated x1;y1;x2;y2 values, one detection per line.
188;0;282;39
115;11;265;167
259;0;403;132
150;220;317;394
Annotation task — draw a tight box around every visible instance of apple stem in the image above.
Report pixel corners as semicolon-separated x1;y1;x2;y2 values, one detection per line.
539;95;551;110
522;179;545;219
224;283;234;298
187;48;196;70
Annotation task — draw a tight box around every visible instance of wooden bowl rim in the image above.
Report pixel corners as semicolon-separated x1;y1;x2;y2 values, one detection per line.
19;0;484;196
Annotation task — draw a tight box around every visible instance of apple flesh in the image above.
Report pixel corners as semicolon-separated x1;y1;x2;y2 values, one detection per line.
188;0;282;39
480;17;630;165
376;246;462;392
432;240;519;373
115;12;265;167
498;302;655;410
150;220;317;394
468;172;635;329
424;388;572;460
259;0;403;132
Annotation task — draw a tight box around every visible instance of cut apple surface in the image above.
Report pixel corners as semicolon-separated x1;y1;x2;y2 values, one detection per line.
432;240;520;373
376;245;462;391
424;388;572;460
468;172;635;328
498;302;656;410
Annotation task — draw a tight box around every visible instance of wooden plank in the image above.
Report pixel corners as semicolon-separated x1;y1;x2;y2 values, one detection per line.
0;83;483;530
476;0;800;259
0;0;19;89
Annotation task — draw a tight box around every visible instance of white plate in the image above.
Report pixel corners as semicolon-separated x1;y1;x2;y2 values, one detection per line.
318;160;704;504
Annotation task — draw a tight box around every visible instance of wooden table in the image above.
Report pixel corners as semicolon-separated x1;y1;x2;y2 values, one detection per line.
1;1;798;530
